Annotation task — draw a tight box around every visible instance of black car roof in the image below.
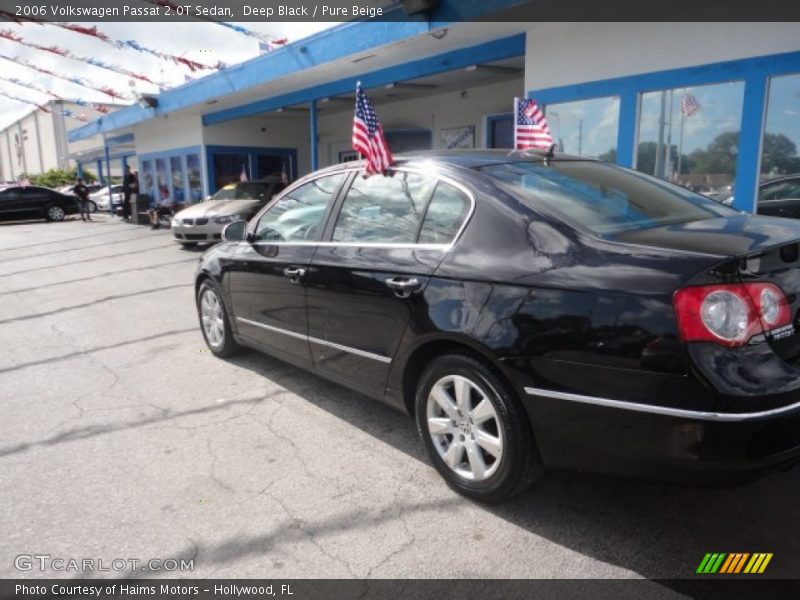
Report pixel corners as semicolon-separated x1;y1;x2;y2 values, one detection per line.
313;149;600;176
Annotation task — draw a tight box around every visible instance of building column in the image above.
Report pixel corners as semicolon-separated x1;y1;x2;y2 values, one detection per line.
76;161;83;179
310;99;318;171
105;145;113;215
96;159;103;184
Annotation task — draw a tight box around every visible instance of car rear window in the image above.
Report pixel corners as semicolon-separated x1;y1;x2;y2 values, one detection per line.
479;160;736;235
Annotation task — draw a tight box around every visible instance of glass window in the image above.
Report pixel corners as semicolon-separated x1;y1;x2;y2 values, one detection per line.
256;154;285;179
170;156;185;204
253;173;345;242
636;82;745;199
487;115;514;149
332;171;437;243
155;158;170;202
761;73;800;179
186;154;203;202
140;160;154;201
545;97;619;159
418;182;471;244
758;177;800;202
479;160;735;236
212;153;249;190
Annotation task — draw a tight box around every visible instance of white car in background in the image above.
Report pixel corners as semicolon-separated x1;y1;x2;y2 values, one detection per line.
92;185;125;214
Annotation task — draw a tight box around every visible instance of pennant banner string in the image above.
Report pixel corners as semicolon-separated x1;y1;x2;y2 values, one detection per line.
0;52;134;101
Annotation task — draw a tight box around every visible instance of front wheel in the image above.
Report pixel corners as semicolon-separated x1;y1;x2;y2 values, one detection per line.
45;204;66;221
415;353;543;503
197;280;241;358
87;200;98;213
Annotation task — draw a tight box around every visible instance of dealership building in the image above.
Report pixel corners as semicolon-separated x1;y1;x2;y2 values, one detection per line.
66;7;800;212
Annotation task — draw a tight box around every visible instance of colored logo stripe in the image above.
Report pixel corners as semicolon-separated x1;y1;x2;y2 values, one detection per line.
697;553;772;574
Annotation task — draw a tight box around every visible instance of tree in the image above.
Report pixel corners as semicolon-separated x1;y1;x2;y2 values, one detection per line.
761;132;800;175
17;167;96;188
635;142;693;176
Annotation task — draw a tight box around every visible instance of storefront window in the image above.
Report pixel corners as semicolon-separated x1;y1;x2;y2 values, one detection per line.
155;158;169;202
212;153;249;190
170;156;185;204
186;154;203;202
256;154;285;179
544;96;619;158
487;115;513;149
140;160;154;202
637;81;745;197
761;73;800;179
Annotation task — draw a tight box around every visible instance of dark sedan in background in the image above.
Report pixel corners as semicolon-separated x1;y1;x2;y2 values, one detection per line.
0;185;80;222
194;151;800;502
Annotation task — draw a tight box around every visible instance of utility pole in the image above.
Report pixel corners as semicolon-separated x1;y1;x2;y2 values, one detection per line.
578;119;583;155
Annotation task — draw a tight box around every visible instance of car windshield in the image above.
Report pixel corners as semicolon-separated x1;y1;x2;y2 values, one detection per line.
479;160;736;235
211;182;273;201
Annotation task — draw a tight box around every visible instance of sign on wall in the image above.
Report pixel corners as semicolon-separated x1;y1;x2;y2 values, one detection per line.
441;125;475;150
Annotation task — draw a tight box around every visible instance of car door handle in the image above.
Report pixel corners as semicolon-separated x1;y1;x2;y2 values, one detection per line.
385;277;421;298
283;266;306;282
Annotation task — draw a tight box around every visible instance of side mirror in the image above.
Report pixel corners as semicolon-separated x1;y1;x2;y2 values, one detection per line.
222;220;248;242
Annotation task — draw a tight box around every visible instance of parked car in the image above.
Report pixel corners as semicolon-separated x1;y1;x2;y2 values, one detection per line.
195;151;800;502
92;184;124;214
0;185;82;222
57;183;103;196
171;177;287;248
713;174;800;213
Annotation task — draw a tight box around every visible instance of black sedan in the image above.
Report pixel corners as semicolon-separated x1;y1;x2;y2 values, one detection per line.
195;150;800;502
0;185;81;222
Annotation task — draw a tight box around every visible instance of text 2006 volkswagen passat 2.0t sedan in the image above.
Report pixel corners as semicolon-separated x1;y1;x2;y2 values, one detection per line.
194;150;800;502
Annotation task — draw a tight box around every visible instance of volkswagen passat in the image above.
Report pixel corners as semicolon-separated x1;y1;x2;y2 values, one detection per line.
195;151;800;502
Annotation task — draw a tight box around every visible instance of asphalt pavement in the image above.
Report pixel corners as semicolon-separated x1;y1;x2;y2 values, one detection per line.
1;215;798;589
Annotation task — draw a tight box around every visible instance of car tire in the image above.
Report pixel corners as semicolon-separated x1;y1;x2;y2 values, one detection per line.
45;204;66;222
180;243;198;249
415;353;543;503
197;280;241;358
87;200;98;213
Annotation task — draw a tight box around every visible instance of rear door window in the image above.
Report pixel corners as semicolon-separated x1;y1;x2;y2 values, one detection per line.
331;171;436;243
418;182;471;244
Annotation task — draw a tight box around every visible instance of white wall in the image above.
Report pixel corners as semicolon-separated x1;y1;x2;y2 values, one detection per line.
316;78;523;168
525;23;800;91
202;114;312;175
37;111;58;171
134;113;204;155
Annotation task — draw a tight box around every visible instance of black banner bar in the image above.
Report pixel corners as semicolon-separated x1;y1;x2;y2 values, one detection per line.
1;0;800;22
1;579;800;600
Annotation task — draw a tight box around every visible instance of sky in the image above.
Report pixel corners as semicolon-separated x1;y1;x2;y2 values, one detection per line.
0;21;335;130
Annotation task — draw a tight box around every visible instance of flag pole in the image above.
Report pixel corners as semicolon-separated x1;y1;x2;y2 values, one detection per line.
677;109;686;181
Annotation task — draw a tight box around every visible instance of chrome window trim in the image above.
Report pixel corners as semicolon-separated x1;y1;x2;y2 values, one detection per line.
524;387;800;422
236;317;391;364
248;164;476;252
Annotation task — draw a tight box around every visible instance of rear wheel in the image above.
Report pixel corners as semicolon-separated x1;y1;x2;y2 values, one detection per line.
45;204;66;221
87;200;98;213
415;353;543;503
197;280;241;358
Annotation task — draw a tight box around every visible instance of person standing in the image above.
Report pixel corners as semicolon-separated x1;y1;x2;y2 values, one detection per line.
122;165;138;220
74;178;92;222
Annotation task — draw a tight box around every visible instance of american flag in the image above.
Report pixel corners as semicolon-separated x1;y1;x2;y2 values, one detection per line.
680;93;700;117
515;98;553;150
352;83;394;175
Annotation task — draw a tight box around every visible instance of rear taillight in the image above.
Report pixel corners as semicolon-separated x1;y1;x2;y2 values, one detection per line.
674;283;791;347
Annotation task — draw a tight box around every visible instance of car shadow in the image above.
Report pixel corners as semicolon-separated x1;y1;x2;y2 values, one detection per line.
226;350;800;585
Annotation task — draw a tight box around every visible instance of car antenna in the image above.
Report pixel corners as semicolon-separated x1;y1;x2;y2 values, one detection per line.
544;143;556;166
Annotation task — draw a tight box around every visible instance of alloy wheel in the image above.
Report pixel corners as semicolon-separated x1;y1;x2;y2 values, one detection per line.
426;375;504;481
200;289;225;349
48;206;65;221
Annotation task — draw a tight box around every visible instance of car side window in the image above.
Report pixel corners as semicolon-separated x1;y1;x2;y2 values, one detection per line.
253;173;345;242
332;171;436;243
760;180;800;202
418;182;471;244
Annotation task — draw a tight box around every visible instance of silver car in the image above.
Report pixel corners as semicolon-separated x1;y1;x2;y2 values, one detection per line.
171;178;286;248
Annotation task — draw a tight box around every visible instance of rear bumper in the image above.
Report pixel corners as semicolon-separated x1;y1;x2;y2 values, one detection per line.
503;350;800;484
521;385;800;484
